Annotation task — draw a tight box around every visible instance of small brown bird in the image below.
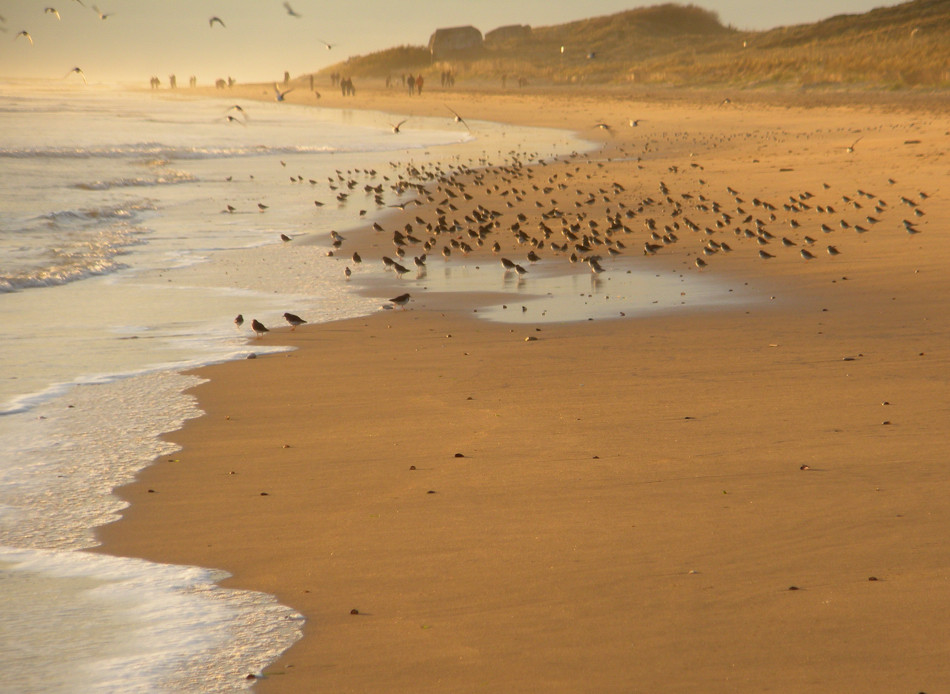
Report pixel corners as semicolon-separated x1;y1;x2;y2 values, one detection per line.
251;319;269;337
389;293;411;308
283;312;306;330
234;314;244;327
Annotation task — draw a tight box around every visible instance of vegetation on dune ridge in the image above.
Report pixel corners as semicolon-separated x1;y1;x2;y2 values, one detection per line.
311;0;949;89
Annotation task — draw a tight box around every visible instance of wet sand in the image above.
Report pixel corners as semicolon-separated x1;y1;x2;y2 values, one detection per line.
98;84;950;692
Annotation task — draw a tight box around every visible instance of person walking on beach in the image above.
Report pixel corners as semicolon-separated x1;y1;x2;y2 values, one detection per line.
407;74;415;96
416;74;424;95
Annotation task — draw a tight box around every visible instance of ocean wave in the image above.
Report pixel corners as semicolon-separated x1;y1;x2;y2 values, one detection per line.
73;170;197;190
0;223;144;293
37;201;154;225
0;142;343;161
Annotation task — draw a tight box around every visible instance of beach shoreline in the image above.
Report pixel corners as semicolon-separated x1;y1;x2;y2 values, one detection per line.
96;84;950;692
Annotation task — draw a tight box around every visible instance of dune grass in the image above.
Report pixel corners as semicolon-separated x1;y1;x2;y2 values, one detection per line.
311;0;948;90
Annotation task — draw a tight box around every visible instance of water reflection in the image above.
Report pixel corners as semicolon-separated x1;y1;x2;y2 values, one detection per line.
404;259;754;324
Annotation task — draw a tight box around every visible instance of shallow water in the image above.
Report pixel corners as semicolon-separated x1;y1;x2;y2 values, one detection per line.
0;82;588;691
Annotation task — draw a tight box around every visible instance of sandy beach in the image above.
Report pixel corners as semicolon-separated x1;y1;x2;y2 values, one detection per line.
97;82;949;692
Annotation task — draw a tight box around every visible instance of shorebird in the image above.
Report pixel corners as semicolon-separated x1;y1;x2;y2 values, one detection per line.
758;250;775;259
628;119;644;127
390;119;408;134
283;312;306;330
593;123;614;135
446;106;470;130
283;1;302;17
695;257;707;269
389;293;410;309
234;314;244;327
209;15;225;28
251;319;269;337
273;84;293;101
800;248;815;260
65;66;87;84
846;136;862;153
45;8;61;19
351;251;362;264
827;245;840;256
16;31;33;45
344;266;351;279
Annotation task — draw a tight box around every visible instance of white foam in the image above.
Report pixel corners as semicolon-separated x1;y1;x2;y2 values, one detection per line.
0;547;303;693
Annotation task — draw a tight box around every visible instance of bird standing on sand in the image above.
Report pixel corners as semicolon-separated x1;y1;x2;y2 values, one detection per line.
251;319;269;337
283;312;306;330
234;314;244;327
389;293;411;309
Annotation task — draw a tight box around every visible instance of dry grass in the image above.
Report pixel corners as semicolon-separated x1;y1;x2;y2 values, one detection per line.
313;0;949;90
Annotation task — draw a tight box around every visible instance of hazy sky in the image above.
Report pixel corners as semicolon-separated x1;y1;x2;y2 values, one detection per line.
1;0;904;85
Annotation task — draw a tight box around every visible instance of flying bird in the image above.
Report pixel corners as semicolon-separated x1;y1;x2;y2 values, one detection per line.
628;118;644;127
446;106;470;130
283;2;302;18
44;8;61;20
317;38;336;50
16;31;33;45
391;119;408;133
209;16;225;28
846;136;862;153
273;83;293;101
91;5;112;20
65;66;87;84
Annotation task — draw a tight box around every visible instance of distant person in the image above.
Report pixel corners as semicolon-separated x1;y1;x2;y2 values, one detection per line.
168;74;177;89
407;74;415;96
416;74;424;95
309;74;314;91
189;75;197;88
501;73;507;88
284;71;290;85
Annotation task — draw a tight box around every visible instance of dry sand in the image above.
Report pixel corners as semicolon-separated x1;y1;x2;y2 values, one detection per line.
98;83;950;692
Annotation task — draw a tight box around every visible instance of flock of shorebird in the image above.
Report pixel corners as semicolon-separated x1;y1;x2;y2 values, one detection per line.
232;118;929;339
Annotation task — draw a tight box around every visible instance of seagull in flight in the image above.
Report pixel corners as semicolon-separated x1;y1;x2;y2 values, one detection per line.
846;136;863;153
283;2;302;18
628;118;644;127
91;5;112;20
66;66;87;84
209;16;225;28
391;119;408;133
16;30;33;45
273;83;293;101
446;105;470;130
44;7;61;19
317;38;336;50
